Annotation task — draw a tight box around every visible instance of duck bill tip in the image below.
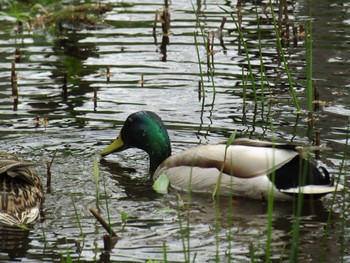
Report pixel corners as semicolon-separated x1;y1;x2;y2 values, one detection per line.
100;137;124;156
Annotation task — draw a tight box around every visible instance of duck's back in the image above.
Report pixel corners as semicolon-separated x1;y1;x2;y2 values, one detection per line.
0;154;44;225
155;144;298;178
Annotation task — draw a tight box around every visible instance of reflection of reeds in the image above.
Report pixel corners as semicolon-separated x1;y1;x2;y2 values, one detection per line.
62;71;68;100
11;61;18;99
106;65;110;82
92;88;98;111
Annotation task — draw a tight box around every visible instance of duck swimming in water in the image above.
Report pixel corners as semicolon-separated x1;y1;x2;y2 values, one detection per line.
101;111;344;201
0;153;44;225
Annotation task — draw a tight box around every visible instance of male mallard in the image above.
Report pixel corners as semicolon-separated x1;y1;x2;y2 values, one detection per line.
101;111;344;201
0;153;44;225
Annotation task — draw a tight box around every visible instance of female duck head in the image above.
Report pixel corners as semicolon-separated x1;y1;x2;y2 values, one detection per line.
101;111;172;173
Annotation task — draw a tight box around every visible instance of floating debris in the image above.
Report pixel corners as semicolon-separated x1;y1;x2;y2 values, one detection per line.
34;116;49;128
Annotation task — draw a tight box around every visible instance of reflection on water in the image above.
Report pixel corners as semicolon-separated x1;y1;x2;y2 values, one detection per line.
0;0;349;262
0;226;31;260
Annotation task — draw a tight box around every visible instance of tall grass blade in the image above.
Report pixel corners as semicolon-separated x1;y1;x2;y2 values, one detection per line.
94;156;100;210
193;2;216;96
176;194;189;263
220;7;257;102
319;121;349;262
102;172;113;237
289;153;309;262
306;13;313;113
163;241;168;263
268;0;301;113
194;33;205;100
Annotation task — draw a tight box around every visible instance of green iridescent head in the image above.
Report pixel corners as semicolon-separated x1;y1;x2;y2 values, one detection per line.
101;111;172;173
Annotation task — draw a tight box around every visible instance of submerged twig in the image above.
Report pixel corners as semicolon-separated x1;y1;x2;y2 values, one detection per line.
89;208;118;238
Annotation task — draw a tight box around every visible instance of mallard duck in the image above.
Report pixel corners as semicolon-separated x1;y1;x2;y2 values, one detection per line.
0;153;44;225
100;111;344;201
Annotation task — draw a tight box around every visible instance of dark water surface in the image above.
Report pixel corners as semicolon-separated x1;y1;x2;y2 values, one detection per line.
0;0;349;262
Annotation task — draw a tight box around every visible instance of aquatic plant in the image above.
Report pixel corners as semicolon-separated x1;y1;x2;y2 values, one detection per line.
0;1;112;32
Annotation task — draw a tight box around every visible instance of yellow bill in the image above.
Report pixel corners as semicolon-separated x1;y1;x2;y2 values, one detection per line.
100;133;124;156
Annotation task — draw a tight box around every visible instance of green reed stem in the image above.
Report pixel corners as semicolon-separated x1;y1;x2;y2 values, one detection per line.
186;167;193;262
102;173;113;237
320;121;349;262
163;241;168;263
306;14;313;113
193;3;216;96
176;194;189;263
72;197;84;237
71;196;85;261
94;156;100;210
289;156;309;262
227;155;235;263
255;2;265;106
213;132;236;262
339;133;348;262
265;145;275;263
194;33;205;99
220;7;257;102
268;0;301;113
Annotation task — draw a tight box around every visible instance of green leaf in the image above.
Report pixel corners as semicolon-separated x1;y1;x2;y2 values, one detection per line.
152;174;170;194
16;224;31;230
121;210;128;222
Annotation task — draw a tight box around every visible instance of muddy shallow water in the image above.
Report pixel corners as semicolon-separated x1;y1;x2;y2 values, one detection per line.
0;0;349;262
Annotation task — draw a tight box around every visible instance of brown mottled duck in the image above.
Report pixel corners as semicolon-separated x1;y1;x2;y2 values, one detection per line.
0;153;44;226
